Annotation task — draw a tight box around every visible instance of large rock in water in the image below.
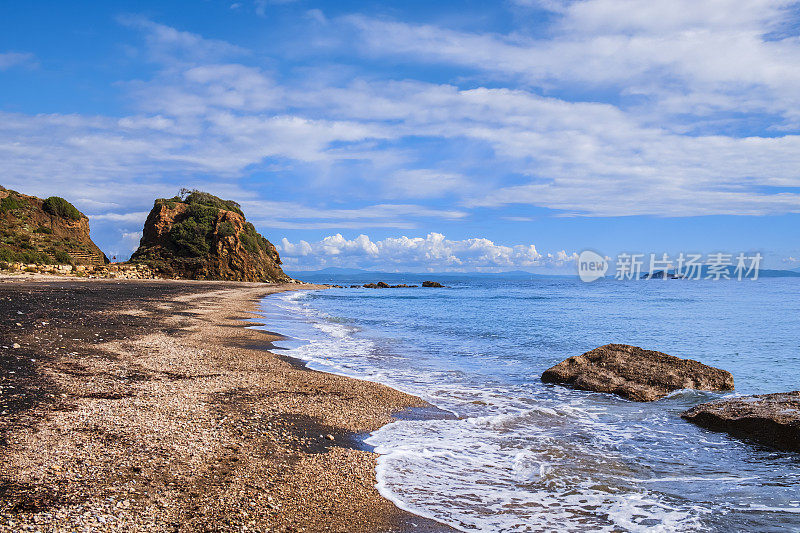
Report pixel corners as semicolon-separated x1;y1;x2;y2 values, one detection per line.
682;392;800;451
0;186;108;265
541;344;734;401
129;190;291;282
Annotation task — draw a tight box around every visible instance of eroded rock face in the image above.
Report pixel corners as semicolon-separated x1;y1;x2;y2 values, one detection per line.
682;392;800;451
541;344;734;401
129;192;291;283
0;187;108;265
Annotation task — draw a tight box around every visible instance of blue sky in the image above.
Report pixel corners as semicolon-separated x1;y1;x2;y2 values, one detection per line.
1;0;799;272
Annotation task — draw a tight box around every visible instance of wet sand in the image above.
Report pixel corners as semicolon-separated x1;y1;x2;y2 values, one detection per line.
0;277;453;532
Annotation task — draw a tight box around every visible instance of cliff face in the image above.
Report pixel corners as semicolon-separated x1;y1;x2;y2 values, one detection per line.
130;192;291;283
0;186;108;265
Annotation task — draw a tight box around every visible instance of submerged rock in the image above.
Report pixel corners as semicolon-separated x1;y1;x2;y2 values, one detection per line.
541;344;734;402
682;391;800;451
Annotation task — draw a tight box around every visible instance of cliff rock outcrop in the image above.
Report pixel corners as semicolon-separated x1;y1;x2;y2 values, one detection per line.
129;191;291;283
0;186;108;265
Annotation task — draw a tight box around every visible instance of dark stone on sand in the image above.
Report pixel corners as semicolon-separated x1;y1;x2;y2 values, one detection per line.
421;281;444;288
682;391;800;451
541;344;734;402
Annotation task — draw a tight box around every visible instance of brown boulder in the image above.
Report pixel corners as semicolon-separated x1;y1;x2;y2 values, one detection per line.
682;391;800;451
541;344;734;401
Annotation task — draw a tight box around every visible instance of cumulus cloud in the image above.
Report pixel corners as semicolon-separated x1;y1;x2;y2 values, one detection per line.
279;232;578;271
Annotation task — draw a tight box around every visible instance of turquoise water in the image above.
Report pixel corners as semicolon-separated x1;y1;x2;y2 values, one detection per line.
259;277;800;532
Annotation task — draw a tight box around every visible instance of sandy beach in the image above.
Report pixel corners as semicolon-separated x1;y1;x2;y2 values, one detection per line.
0;277;451;532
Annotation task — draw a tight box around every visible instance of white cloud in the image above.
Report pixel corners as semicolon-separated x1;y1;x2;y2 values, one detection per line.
0;52;35;70
3;12;800;236
254;0;300;17
242;200;466;229
343;2;800;123
88;211;151;223
118;16;248;63
121;231;143;251
279;232;578;271
386;169;468;198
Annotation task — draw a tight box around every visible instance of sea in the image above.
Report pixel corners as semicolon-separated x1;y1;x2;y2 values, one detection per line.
256;275;800;532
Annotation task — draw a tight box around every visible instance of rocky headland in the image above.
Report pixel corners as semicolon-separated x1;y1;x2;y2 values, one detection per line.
0;187;108;267
129;191;291;283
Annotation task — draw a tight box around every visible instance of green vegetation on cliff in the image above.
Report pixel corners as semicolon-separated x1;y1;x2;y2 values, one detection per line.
150;190;269;259
43;196;82;221
0;194;24;213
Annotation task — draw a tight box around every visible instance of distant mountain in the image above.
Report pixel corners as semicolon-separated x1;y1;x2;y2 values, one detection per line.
640;266;800;279
306;267;374;275
285;268;572;281
759;269;800;278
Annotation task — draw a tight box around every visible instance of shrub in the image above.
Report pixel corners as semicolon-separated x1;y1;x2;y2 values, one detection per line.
43;196;82;220
159;199;177;210
0;194;24;213
239;223;268;255
182;190;244;215
0;246;52;264
187;203;218;225
34;226;53;234
218;221;237;238
169;217;211;257
239;231;259;255
53;250;73;264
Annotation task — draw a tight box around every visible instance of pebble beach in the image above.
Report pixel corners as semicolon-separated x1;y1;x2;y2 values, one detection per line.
0;277;450;532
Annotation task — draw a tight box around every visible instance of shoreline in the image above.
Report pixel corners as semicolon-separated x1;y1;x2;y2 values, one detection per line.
0;277;454;532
